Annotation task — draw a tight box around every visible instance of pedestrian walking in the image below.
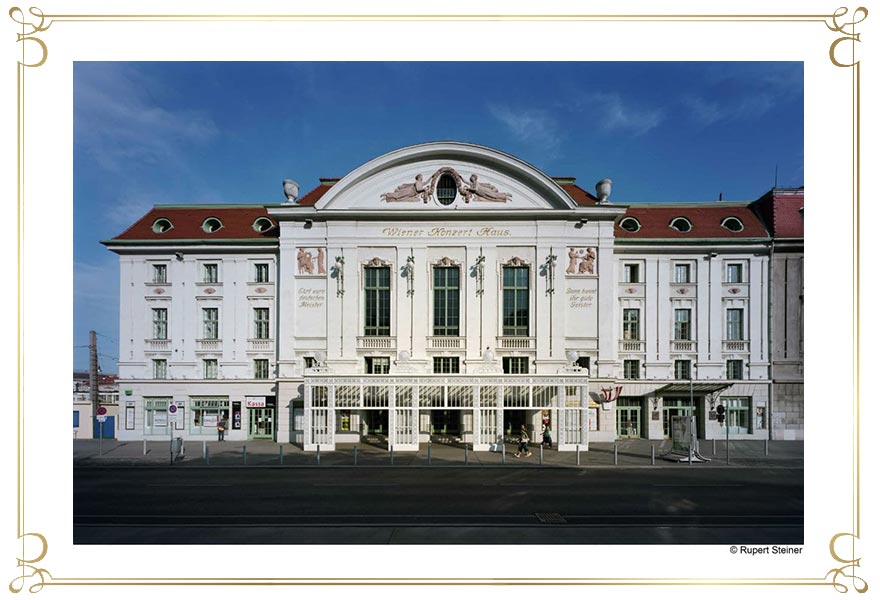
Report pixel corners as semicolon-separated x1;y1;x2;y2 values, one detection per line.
542;422;552;448
514;424;531;458
217;414;228;441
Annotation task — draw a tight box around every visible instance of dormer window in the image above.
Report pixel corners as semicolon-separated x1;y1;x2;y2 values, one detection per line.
619;217;641;232
436;174;457;206
152;218;173;234
253;217;274;233
202;217;223;233
669;217;692;233
721;217;744;232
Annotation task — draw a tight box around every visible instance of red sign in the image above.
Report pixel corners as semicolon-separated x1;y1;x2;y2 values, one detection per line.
96;406;107;416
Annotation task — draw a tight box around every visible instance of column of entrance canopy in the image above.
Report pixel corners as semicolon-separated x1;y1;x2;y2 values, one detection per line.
557;383;565;446
411;385;418;447
328;384;336;449
496;383;504;447
581;382;590;451
472;384;480;447
389;384;396;451
304;383;312;448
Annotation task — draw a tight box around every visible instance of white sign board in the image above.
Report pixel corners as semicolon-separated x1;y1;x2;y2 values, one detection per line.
246;398;266;408
96;415;107;423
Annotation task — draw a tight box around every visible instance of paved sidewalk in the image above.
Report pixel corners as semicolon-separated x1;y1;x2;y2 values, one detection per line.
73;438;803;468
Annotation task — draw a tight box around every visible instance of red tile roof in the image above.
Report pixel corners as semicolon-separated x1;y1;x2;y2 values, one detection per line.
560;183;599;206
755;189;804;238
298;179;338;206
615;204;769;240
111;206;278;241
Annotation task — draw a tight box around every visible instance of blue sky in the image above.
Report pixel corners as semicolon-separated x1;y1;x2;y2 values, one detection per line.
73;61;803;372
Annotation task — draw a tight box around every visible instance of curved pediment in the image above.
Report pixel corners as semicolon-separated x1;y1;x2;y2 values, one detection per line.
315;142;577;211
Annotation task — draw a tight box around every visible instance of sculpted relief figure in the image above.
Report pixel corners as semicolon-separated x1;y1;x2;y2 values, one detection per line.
316;248;326;275
381;174;429;202
566;247;598;275
465;174;513;203
297;248;314;275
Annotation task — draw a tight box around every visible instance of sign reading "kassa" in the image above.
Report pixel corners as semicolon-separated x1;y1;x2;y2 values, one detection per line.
246;398;266;408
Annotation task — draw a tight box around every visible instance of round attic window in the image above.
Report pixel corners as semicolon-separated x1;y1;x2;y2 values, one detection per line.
721;217;744;232
669;217;692;233
202;217;223;233
619;217;641;232
253;217;274;232
436;174;457;206
152;218;173;234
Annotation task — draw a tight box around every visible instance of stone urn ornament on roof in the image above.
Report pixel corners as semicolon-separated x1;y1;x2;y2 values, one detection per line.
283;179;299;203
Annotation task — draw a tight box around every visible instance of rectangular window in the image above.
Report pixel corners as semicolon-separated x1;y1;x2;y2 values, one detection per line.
125;406;135;430
502;266;529;336
203;359;218;379
623;308;640;340
674;263;691;283
674;308;691;340
152;264;167;284
190;397;229;434
254;359;269;379
254;307;270;339
255;263;270;283
73;411;80;427
304;356;317;369
623;359;640;380
433;357;460;374
203;263;219;283
152;359;167;380
364;266;391;336
726;308;744;340
623;263;640;283
433;266;460;336
576;356;590;371
203;308;219;340
726;263;743;283
674;359;691;380
152;308;168;339
365;356;390;374
726;359;744;380
144;397;171;433
338;410;352;432
721;397;751;434
503;357;530;374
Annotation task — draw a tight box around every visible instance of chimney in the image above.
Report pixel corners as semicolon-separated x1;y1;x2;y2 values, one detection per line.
595;179;612;203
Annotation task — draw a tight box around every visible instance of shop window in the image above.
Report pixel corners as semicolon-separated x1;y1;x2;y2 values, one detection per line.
721;397;751;434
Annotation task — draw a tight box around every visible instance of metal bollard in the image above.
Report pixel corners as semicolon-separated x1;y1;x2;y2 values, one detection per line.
203;440;207;459
689;449;693;466
143;440;147;456
765;439;769;456
465;445;469;465
651;444;655;465
713;438;716;455
501;442;506;464
279;446;283;465
391;445;394;465
317;444;321;465
614;443;618;465
577;445;581;466
206;446;210;465
354;445;358;465
539;444;543;466
428;443;432;465
243;445;247;465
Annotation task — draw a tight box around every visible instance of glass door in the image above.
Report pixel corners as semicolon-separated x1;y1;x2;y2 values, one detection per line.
662;398;695;438
616;407;641;438
248;408;275;439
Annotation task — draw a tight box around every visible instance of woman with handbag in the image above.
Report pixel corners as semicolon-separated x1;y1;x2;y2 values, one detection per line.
514;424;531;458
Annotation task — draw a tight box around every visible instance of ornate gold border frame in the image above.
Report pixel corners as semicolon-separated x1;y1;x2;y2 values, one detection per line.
9;6;867;593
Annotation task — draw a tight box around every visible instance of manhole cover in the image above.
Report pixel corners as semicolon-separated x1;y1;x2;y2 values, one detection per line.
535;512;567;524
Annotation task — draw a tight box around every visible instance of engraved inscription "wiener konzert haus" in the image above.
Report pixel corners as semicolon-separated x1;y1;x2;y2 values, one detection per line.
382;227;511;238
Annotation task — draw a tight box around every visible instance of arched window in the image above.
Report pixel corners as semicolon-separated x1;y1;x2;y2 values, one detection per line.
618;217;641;232
436;174;457;206
152;218;173;234
252;217;274;232
721;217;744;232
669;217;692;233
202;217;223;233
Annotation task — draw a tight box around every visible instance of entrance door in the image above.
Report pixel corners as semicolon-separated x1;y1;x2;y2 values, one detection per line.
430;410;459;435
503;410;527;436
93;416;115;439
365;410;388;435
248;408;275;439
616;407;641;438
662;399;695;438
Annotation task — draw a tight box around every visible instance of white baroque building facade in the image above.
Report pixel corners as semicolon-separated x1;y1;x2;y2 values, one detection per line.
103;142;804;448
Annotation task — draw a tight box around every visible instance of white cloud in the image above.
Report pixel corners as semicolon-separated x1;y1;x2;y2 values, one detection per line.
488;104;564;157
582;92;665;136
75;64;219;173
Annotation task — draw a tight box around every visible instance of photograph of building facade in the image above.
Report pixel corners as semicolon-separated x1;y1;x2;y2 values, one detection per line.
102;141;804;450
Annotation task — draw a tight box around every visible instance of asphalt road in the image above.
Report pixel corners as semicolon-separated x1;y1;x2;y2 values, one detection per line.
74;465;803;545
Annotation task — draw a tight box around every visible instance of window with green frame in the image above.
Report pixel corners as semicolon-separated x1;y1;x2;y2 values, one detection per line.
623;308;640;340
190;397;229;434
144;397;171;434
254;307;270;339
433;357;460;373
433;266;460;336
503;357;529;374
203;307;219;339
720;397;751;434
502;266;529;336
364;266;391;336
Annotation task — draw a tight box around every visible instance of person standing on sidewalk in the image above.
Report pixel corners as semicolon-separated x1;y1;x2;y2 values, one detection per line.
542;422;552;449
217;414;227;442
514;424;531;458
